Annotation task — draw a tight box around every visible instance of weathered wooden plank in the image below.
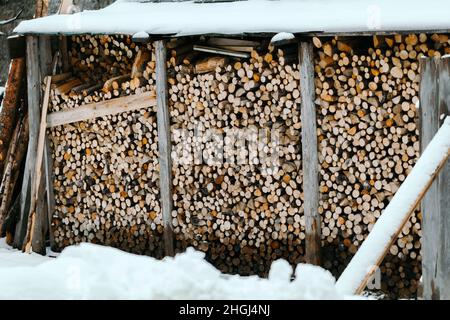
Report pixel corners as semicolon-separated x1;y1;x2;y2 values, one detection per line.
336;117;450;295
436;56;450;300
419;57;441;300
298;41;321;265
155;40;175;257
24;76;52;254
14;36;41;249
39;36;57;253
193;45;250;58
46;91;156;127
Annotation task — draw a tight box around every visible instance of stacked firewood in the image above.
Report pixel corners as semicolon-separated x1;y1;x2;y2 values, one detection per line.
314;33;450;298
168;39;304;275
45;33;450;298
48;35;163;257
70;34;140;83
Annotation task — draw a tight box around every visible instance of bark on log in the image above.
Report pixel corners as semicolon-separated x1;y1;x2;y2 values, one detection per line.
0;58;26;177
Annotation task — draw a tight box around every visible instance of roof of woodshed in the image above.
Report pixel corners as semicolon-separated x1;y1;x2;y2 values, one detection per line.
14;0;450;37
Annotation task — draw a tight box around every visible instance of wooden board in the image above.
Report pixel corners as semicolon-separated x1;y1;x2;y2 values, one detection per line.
46;91;156;127
298;41;321;265
14;36;40;249
155;40;175;257
420;56;450;300
193;45;250;58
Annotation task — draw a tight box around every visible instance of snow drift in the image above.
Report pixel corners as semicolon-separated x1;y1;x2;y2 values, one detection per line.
0;242;355;299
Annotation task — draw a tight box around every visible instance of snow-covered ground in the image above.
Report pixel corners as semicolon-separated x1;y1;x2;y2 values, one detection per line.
0;239;360;300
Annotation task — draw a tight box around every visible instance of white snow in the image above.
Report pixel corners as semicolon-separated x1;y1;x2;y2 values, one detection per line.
336;116;450;295
0;86;4;96
14;0;450;37
0;238;49;268
132;31;150;41
270;32;295;43
0;240;359;300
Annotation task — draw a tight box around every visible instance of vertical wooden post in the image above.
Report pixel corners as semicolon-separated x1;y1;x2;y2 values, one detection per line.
36;35;56;252
420;56;450;299
437;56;450;300
298;41;321;265
155;39;175;257
14;36;41;249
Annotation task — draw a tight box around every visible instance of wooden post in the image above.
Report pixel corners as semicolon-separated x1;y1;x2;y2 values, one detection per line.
14;36;41;249
155;39;175;257
420;55;450;299
437;55;450;300
39;35;56;251
24;76;52;254
298;41;321;265
26;35;55;254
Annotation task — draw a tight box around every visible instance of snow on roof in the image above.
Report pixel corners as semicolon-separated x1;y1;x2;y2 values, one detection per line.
13;0;450;37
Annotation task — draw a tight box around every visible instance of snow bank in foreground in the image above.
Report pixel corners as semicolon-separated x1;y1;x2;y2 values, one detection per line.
0;242;357;300
0;239;49;268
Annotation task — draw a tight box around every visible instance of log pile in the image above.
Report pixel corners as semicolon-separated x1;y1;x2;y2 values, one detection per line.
47;35;164;257
313;33;450;298
168;38;304;275
44;33;450;299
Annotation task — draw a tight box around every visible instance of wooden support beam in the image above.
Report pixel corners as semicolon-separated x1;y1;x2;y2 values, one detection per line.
46;91;156;127
437;55;450;300
39;37;57;253
24;76;52;254
421;56;450;300
155;40;175;257
298;41;321;265
14;36;41;249
336;117;450;295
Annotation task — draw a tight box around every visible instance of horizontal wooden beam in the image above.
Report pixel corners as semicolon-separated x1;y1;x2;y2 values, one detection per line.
46;91;156;127
193;45;250;58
